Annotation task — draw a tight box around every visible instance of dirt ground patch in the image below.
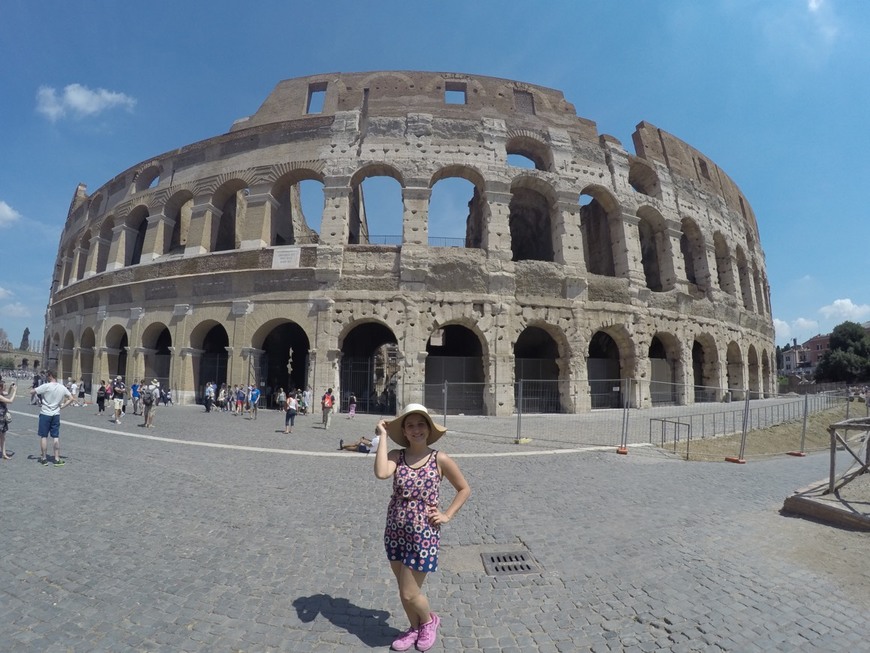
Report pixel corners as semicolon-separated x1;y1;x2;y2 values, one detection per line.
662;402;869;461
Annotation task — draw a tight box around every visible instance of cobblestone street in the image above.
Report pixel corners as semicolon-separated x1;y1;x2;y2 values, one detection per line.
2;402;866;652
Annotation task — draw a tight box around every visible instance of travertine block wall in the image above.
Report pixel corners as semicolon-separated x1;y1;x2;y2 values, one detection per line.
45;72;774;412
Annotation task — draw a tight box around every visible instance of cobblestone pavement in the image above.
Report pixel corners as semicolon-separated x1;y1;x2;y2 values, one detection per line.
2;402;867;652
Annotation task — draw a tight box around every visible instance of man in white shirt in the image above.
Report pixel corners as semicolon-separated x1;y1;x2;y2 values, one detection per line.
30;370;74;466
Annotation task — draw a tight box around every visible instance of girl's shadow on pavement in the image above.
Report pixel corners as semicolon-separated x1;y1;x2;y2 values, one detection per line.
293;593;398;647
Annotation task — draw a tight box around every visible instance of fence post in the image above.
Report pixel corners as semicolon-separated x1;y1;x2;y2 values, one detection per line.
726;389;750;464
515;380;530;444
788;394;809;456
617;378;629;454
442;380;448;428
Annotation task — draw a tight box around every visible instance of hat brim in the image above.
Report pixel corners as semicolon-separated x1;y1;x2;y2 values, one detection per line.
385;405;447;447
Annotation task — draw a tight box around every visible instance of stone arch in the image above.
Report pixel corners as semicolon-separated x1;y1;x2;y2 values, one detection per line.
580;185;620;277
514;323;566;413
726;340;744;400
80;327;96;391
126;205;150;266
349;163;405;245
212;179;250;252
270;168;324;246
251;319;313;403
636;206;669;292
747;344;760;398
61;330;75;381
508;175;557;262
133;163;161;193
75;231;91;281
429;164;487;249
141;321;172;386
61;242;76;286
425;322;486;415
163;189;195;255
88;192;104;219
648;332;681;405
587;325;635;408
680;217;706;289
505;132;554;172
628;159;662;199
713;232;735;295
339;319;399;414
357;72;418;99
752;264;765;315
761;349;771;397
734;246;753;311
191;320;229;397
691;333;720;402
105;324;129;380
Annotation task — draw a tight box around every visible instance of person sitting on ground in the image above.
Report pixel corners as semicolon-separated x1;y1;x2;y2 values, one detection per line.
339;432;380;453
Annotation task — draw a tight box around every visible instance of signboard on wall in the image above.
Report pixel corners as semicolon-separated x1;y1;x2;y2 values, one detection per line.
271;246;301;269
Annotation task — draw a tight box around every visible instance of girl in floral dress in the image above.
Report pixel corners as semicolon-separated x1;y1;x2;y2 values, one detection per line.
374;404;471;652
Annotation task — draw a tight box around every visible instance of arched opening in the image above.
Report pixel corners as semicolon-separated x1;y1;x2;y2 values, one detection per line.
637;213;665;291
735;246;753;311
680;217;705;288
96;218;114;273
649;335;677;405
509;181;554;262
714;233;734;294
692;337;718;403
62;331;75;383
505;135;553;172
429;176;480;248
514;326;562;413
628;160;661;198
62;244;75;286
726;341;744;400
128;206;149;266
213;181;249;252
349;168;403;245
580;192;616;277
748;345;760;399
340;322;399;415
255;321;312;408
105;325;129;380
587;331;622;408
271;173;323;246
80;327;96;394
425;324;485;415
134;165;161;193
752;266;765;315
76;233;91;281
761;350;771;398
198;324;229;398
142;323;172;388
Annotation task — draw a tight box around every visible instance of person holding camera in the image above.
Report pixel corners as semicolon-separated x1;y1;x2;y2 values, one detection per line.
0;379;17;460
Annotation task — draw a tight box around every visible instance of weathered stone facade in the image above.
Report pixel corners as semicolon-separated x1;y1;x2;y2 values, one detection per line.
45;71;774;413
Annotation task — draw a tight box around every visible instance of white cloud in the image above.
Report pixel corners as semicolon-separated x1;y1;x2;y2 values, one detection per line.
0;286;12;300
818;298;870;321
2;302;30;318
794;317;820;332
0;200;22;227
36;83;136;122
774;318;791;342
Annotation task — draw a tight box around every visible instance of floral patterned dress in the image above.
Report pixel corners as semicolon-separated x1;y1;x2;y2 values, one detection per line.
384;450;441;572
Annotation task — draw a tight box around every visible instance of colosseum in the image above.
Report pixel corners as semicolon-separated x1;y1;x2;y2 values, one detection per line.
45;71;774;415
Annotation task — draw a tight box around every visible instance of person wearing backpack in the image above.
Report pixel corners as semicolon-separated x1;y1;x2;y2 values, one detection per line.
321;387;334;430
140;379;159;428
95;380;108;415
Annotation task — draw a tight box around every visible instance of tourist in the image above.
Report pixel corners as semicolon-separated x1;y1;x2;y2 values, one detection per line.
250;384;261;420
131;379;141;415
30;370;74;466
0;379;17;460
95;380;107;414
347;392;357;419
140;379;159;428
321;387;334;429
283;391;298;433
111;375;126;424
373;404;470;651
339;432;378;453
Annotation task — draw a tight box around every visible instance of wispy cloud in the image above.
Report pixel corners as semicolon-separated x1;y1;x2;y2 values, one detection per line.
0;286;12;300
0;200;22;227
1;302;30;318
36;83;136;122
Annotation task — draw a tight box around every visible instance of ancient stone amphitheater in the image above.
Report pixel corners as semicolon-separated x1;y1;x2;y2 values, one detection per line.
46;71;774;414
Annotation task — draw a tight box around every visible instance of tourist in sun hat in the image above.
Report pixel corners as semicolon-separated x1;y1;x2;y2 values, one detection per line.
374;403;470;651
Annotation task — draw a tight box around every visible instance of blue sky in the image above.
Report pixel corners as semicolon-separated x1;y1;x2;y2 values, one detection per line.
0;0;866;352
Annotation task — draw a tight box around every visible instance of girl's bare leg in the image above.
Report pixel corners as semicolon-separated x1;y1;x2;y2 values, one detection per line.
390;560;431;628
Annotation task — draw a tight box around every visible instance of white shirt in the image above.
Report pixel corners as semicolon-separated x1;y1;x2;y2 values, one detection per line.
35;381;72;416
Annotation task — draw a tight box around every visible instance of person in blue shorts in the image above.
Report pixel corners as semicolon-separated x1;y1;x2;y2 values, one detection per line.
30;370;74;466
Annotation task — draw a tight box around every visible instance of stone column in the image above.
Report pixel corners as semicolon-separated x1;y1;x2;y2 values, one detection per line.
177;347;203;405
320;180;352;246
71;246;88;283
483;185;513;260
240;347;265;387
84;236;109;278
140;212;169;262
106;223;136;272
614;211;647;287
60;255;73;286
402;184;430;246
239;188;278;249
553;193;587;269
662;222;684;292
185;198;221;256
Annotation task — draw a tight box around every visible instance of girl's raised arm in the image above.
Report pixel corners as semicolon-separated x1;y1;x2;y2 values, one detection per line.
373;419;397;479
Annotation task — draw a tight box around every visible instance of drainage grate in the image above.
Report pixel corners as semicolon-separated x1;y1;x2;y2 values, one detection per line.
481;551;540;576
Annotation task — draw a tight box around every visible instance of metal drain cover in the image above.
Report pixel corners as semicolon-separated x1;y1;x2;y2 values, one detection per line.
481;551;540;576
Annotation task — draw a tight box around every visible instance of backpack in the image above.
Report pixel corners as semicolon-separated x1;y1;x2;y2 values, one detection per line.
142;388;154;406
97;386;107;400
323;393;333;408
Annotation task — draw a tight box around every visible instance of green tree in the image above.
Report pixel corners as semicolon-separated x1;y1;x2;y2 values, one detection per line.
814;321;870;382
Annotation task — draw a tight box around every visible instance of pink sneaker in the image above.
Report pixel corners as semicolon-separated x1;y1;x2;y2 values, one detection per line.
391;625;419;651
415;612;440;651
